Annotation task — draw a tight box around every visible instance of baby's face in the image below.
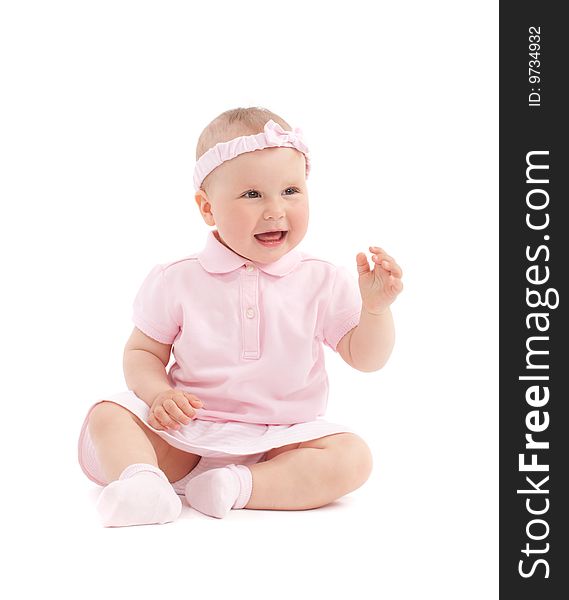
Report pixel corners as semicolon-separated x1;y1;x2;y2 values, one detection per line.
195;147;309;264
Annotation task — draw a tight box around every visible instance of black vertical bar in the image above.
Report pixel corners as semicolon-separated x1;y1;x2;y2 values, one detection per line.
500;2;567;597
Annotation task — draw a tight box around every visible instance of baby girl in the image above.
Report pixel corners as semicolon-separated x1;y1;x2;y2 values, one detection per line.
77;106;404;527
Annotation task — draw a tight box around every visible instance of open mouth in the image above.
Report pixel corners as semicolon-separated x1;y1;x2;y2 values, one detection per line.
253;230;288;247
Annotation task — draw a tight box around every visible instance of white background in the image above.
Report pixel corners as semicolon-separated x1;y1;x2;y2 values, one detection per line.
0;1;498;598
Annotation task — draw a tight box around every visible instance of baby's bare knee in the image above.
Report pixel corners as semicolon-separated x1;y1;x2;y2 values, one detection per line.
88;401;134;435
332;434;374;490
348;435;374;484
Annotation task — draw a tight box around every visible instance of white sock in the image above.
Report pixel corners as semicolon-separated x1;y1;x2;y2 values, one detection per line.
184;464;252;519
96;463;182;527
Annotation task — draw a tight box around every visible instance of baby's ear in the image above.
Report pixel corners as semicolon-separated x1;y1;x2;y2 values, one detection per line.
194;190;215;226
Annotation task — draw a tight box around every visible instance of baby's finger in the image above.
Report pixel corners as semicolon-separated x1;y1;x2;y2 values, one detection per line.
377;258;403;278
370;251;400;273
153;405;181;430
148;411;166;431
183;392;204;409
369;246;396;261
356;252;371;276
370;246;395;259
391;278;404;294
164;397;193;425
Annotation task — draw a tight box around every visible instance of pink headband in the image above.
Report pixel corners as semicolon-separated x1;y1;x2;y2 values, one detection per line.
193;119;311;192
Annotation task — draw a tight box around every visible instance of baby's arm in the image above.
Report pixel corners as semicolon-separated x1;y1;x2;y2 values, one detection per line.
337;246;403;372
123;326;174;407
123;327;203;429
337;308;395;372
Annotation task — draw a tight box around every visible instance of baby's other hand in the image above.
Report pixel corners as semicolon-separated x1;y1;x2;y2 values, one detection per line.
356;246;404;315
148;389;204;431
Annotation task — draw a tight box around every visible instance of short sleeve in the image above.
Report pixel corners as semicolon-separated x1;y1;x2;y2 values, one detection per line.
132;264;180;344
322;265;362;352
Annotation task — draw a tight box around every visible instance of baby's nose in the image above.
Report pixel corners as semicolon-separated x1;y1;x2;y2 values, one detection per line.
263;199;286;219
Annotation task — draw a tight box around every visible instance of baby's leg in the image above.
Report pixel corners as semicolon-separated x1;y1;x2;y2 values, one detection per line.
185;433;372;517
87;401;201;527
87;400;201;483
245;433;373;510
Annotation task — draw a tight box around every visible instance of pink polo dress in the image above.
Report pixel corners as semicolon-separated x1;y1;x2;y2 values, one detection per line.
78;230;363;494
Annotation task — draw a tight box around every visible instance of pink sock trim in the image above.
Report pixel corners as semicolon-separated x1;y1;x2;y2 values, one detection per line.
228;464;252;509
119;463;169;483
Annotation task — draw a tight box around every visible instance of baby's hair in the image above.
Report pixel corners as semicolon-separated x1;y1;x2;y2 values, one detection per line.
195;106;291;162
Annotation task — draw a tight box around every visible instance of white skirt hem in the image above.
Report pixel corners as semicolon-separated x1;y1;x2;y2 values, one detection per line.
78;390;356;492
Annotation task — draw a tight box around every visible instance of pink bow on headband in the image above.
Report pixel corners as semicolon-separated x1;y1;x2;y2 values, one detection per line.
264;120;309;155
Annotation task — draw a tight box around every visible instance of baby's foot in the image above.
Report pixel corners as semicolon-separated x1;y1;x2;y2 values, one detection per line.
185;464;252;519
96;463;182;527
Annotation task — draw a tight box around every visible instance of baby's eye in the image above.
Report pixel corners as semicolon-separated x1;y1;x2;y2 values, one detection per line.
241;188;299;199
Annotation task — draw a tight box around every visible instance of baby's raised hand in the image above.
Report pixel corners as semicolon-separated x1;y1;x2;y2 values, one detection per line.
356;246;404;315
148;389;204;431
